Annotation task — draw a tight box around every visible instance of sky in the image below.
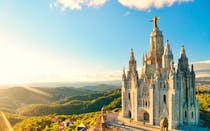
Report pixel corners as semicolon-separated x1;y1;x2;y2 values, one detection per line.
0;0;209;85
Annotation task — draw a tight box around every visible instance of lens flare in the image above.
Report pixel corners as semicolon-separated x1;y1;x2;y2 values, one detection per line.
0;112;13;131
21;85;52;97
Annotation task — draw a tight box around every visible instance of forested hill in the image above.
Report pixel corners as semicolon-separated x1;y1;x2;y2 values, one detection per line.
1;83;209;129
0;84;120;113
17;89;121;116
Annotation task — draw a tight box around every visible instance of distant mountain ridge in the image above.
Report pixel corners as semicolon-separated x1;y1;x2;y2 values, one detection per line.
17;89;121;116
196;77;210;82
25;80;121;88
79;84;120;91
0;84;120;113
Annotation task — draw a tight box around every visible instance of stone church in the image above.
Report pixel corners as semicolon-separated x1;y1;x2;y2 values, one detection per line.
121;16;199;129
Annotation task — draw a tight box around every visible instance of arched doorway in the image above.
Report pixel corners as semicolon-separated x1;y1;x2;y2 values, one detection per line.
128;111;132;118
143;112;149;122
139;110;150;122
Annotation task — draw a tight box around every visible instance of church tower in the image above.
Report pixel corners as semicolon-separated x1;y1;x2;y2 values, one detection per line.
148;16;164;66
145;16;164;78
162;40;173;69
121;16;199;130
177;46;199;126
122;49;139;120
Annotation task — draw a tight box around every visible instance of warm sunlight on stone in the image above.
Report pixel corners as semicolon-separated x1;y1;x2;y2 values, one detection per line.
0;1;209;131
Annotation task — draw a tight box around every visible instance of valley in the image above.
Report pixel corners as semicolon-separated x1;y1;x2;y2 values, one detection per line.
0;82;209;130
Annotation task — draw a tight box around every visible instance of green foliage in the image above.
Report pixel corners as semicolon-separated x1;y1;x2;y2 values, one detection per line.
13;115;52;131
17;89;121;116
5;83;210;130
13;112;100;131
0;84;119;113
196;89;210;128
196;90;210;113
106;97;121;111
56;92;106;104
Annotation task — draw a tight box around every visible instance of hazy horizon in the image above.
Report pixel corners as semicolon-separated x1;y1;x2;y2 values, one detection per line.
0;0;209;85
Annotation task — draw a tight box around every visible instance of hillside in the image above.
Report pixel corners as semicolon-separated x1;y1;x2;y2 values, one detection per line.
17;89;121;116
0;87;52;113
13;112;101;131
78;84;120;92
15;84;210;127
1;82;209;130
0;84;119;113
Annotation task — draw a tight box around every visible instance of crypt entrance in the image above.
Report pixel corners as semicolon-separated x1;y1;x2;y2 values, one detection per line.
139;109;150;122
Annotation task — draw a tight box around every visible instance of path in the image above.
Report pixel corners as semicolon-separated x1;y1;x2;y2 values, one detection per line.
106;112;160;131
90;112;208;131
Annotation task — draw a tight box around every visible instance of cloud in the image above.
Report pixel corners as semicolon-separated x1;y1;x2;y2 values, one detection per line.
87;0;107;7
191;60;210;78
50;0;193;11
118;0;193;11
51;0;108;11
123;11;130;16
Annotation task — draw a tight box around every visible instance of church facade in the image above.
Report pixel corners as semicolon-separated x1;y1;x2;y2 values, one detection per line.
121;17;199;129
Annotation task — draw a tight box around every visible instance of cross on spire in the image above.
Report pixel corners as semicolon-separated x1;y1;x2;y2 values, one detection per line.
150;16;160;30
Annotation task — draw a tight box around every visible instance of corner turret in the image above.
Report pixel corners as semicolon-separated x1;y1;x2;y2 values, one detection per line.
178;46;189;72
191;64;195;76
128;48;137;72
162;40;173;69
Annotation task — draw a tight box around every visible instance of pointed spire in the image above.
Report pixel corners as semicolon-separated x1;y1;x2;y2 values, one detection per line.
191;64;195;76
191;64;194;72
180;45;186;58
128;48;137;72
122;67;126;80
130;48;135;60
178;45;189;72
166;40;170;49
166;39;169;47
162;40;173;69
163;40;170;55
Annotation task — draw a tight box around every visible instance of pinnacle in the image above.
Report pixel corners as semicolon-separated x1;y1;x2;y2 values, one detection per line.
180;45;186;57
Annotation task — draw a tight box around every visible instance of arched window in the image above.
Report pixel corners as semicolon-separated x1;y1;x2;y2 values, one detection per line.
185;111;187;118
146;101;147;107
163;95;166;104
129;111;131;118
128;93;130;100
191;112;193;118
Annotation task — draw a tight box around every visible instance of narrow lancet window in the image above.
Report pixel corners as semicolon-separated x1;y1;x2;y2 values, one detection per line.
192;112;193;118
185;111;187;118
163;95;166;104
128;93;130;100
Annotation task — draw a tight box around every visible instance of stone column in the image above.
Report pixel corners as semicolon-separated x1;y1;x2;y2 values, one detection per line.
149;87;154;125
